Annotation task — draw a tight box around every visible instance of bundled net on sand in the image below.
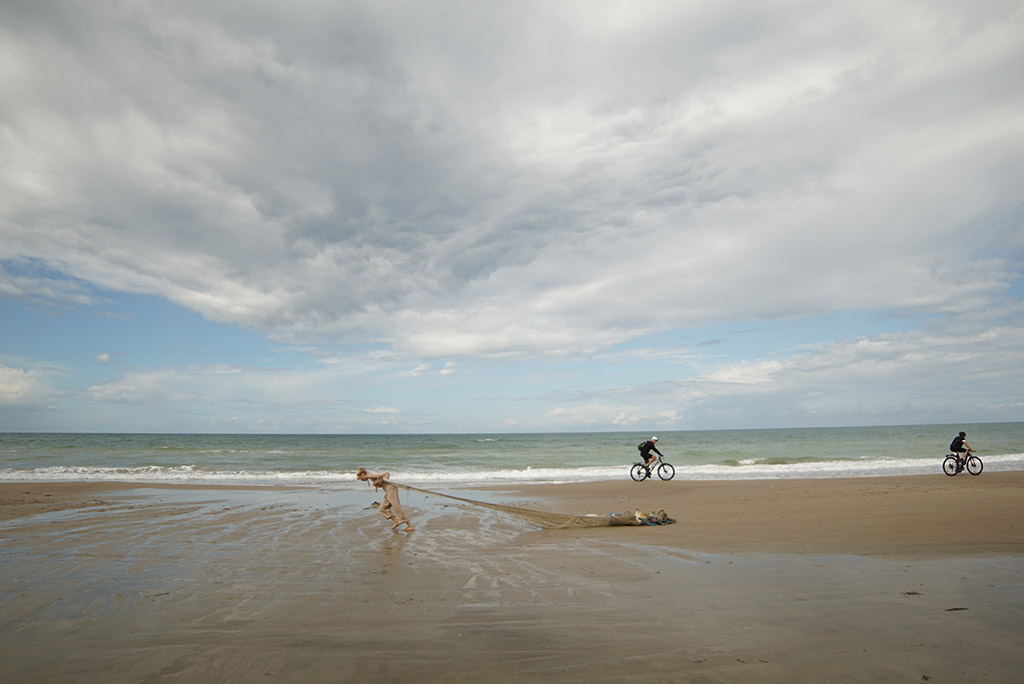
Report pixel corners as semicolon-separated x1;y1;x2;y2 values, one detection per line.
396;483;675;529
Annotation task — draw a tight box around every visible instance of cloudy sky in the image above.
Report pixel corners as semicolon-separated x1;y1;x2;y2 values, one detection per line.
1;1;1022;434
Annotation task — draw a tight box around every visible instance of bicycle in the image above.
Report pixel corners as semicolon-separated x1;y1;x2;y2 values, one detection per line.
942;449;983;477
630;454;675;481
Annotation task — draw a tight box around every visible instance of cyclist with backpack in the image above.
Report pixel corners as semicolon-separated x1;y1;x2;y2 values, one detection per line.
949;431;972;465
943;430;984;476
638;436;663;470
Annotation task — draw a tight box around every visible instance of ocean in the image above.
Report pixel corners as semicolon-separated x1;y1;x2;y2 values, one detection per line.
2;422;1023;487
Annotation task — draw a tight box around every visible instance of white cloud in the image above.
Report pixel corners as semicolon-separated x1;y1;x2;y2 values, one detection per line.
638;324;1024;427
518;318;1024;430
0;365;50;406
1;1;1020;361
706;361;787;386
545;405;644;428
395;363;434;378
366;406;400;414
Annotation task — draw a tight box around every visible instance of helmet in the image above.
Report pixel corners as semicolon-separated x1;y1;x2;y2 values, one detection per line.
651;436;658;441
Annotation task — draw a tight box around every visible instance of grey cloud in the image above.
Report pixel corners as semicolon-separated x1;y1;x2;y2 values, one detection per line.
1;1;1021;356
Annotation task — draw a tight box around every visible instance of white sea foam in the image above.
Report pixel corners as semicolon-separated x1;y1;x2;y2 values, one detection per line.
3;453;1024;486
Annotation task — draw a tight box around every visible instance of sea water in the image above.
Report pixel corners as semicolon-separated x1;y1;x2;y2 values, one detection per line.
2;423;1023;486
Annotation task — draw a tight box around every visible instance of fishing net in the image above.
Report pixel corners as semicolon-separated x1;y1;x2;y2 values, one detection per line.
395;483;675;529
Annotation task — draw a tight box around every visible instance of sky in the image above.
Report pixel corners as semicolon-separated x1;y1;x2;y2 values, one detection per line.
1;0;1023;434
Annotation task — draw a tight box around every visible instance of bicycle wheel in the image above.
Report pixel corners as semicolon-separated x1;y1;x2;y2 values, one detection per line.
966;456;983;476
942;456;959;476
657;462;675;480
630;463;649;481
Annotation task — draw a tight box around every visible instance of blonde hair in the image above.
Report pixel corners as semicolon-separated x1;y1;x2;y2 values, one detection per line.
356;467;367;477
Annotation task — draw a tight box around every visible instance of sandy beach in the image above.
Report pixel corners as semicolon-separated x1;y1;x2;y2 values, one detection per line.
2;473;1022;683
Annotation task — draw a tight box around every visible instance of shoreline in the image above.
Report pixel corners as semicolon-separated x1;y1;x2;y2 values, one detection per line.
4;471;1023;557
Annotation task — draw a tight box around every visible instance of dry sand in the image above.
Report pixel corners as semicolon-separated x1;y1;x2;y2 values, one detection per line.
1;473;1022;683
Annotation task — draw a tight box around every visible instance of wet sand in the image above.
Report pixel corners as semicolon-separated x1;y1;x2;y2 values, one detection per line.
1;474;1022;683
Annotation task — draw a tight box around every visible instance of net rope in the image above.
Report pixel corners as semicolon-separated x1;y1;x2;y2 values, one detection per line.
394;483;672;528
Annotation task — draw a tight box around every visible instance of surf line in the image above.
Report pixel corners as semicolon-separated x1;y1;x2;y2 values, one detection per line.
393;483;675;528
